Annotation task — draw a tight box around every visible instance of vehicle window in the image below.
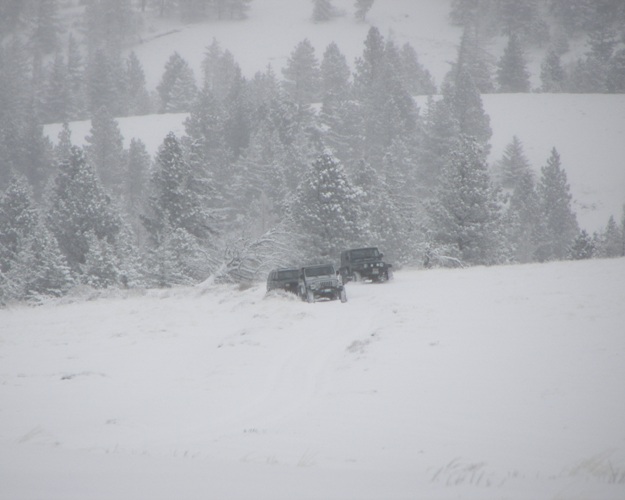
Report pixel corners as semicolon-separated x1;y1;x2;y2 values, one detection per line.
305;266;333;277
351;248;378;259
277;270;299;280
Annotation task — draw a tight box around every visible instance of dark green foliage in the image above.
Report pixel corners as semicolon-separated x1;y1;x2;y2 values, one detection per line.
291;152;365;261
496;136;531;189
312;0;335;22
157;52;197;113
354;0;374;22
569;230;595;260
596;215;623;258
426;136;507;266
0;177;73;303
446;27;494;94
84;106;126;194
85;48;125;115
540;49;566;92
418;97;460;190
27;0;62;56
47;146;123;276
534;148;579;261
442;67;492;158
506;168;541;263
144;132;216;242
123;52;152;115
282;39;321;106
83;0;139;55
497;34;531;93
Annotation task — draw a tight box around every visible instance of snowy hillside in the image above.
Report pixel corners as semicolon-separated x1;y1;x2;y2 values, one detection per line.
1;258;625;499
42;0;625;233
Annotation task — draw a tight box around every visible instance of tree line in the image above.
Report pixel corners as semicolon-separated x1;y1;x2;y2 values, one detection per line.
1;4;625;304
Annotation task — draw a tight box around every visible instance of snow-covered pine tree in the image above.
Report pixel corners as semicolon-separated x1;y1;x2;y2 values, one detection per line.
418;97;460;191
0;37;31;188
496;34;531;93
442;66;492;158
319;42;360;169
445;26;494;94
320;42;351;110
496;0;549;44
123;138;150;237
495;136;531;189
26;0;61;56
596;215;622;258
282;39;321;106
81;230;120;288
0;176;39;276
47;146;124;277
85;106;126;195
85;48;124;116
540;49;566;92
183;86;233;198
505;168;540;263
0;176;73;303
534;147;579;261
219;0;253;20
291;152;364;261
53;122;73;166
399;43;437;95
569;230;595;260
123;51;152;115
157;52;197;113
354;0;374;22
312;0;335;22
606;47;625;93
142;133;217;284
621;205;625;257
83;0;138;56
201;40;244;103
425;135;507;266
353;29;419;168
44;52;71;123
66;34;86;120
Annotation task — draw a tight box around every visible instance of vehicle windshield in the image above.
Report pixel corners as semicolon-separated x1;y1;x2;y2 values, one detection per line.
277;270;299;280
304;266;334;277
350;248;379;260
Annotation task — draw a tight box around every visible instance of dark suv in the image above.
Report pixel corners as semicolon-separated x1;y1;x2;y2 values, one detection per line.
339;247;392;283
298;263;347;303
266;268;300;294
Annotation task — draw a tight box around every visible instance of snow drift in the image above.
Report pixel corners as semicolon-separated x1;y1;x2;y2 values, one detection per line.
1;258;624;499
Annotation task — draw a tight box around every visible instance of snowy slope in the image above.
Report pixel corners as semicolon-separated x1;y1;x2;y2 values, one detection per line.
1;259;625;500
131;0;460;89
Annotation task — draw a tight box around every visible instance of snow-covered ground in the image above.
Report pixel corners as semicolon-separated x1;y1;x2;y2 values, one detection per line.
1;258;624;499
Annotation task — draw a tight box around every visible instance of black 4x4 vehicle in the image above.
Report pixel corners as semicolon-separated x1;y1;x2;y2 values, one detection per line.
266;268;300;294
298;264;347;303
339;247;392;283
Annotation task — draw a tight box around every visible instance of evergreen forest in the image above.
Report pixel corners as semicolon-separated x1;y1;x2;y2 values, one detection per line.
1;0;625;304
